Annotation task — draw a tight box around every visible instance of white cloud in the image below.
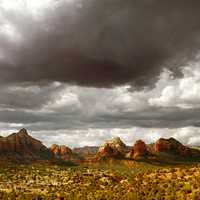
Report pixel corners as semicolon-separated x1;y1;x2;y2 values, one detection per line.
172;127;200;145
28;126;200;148
0;0;25;11
0;23;22;42
149;61;200;109
30;127;177;147
43;88;81;112
0;0;58;13
9;123;24;128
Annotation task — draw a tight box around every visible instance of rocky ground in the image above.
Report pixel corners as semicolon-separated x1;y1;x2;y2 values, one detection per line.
0;163;200;199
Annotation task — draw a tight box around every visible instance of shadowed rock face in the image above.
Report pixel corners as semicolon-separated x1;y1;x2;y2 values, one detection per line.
96;137;127;159
50;144;72;161
154;138;190;156
0;128;52;162
127;140;148;159
154;137;200;158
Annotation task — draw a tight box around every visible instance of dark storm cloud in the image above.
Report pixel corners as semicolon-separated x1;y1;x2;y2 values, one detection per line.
2;105;200;130
1;0;200;88
96;107;200;128
0;82;64;109
2;0;200;147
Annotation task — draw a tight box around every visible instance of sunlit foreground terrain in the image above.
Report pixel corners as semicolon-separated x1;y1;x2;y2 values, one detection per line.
0;163;200;200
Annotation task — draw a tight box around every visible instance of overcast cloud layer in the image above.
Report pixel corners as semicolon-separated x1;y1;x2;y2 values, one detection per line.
1;0;200;147
1;0;200;87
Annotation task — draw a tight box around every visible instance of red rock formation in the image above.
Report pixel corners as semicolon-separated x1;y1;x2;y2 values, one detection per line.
127;140;148;159
98;143;119;158
96;137;127;160
154;137;190;156
153;137;200;159
50;144;72;161
0;128;52;162
50;144;85;163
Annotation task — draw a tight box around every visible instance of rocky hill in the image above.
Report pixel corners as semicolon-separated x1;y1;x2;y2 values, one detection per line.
0;128;53;163
153;137;200;161
50;144;84;163
93;137;200;163
94;137;128;161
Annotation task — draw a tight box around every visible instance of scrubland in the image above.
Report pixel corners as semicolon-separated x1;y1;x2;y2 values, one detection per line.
0;163;200;200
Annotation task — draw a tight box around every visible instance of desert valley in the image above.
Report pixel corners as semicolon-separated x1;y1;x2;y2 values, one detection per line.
0;128;200;199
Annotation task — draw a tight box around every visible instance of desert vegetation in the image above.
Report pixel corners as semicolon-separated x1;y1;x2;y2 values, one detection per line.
0;163;200;199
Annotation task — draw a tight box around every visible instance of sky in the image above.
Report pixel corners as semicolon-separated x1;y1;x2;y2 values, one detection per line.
1;0;200;147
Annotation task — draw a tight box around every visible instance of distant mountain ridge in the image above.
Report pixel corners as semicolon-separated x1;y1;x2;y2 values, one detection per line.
73;146;98;157
94;137;200;163
0;128;200;164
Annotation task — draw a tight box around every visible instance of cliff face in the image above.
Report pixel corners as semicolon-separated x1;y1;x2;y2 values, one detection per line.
0;128;52;162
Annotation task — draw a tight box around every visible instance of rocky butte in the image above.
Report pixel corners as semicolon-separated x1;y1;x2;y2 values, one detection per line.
126;140;149;160
94;136;200;163
95;137;127;160
50;144;86;164
50;144;72;160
